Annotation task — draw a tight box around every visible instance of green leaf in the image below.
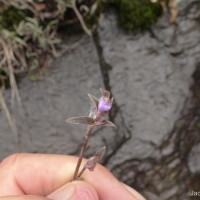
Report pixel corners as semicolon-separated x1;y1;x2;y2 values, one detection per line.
15;37;27;47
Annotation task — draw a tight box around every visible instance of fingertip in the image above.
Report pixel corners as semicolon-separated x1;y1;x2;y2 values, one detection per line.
73;181;99;200
122;183;146;200
47;181;99;200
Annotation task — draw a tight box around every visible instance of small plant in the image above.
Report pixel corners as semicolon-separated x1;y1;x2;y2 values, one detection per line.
0;0;97;146
111;0;162;32
66;88;114;180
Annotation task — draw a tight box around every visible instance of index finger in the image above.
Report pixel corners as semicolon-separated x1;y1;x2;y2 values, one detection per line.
0;154;75;196
0;153;138;200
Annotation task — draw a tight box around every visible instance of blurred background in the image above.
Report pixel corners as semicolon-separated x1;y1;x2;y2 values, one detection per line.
0;0;200;199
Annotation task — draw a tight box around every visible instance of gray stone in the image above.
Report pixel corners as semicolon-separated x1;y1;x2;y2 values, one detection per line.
188;143;200;173
0;1;200;199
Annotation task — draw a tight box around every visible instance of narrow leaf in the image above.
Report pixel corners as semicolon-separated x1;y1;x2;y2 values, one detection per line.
88;93;99;107
94;146;106;160
100;120;115;127
88;94;99;118
66;116;94;125
85;146;106;171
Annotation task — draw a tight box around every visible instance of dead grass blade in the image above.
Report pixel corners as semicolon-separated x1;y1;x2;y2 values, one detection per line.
0;89;21;150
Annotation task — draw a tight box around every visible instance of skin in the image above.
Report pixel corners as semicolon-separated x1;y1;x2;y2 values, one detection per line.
0;153;145;200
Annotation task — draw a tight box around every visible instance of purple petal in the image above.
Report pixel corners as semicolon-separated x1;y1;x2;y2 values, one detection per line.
98;98;112;112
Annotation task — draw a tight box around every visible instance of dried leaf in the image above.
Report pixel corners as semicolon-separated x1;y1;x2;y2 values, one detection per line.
94;146;106;160
88;93;98;118
85;146;106;171
66;116;94;125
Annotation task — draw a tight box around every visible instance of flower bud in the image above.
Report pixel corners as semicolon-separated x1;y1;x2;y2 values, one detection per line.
98;97;112;112
98;89;113;112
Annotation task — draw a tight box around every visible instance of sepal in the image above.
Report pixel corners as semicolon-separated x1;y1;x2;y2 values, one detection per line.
85;146;106;171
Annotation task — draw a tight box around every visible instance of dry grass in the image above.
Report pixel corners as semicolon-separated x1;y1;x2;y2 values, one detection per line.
0;0;96;150
0;89;20;149
0;38;22;149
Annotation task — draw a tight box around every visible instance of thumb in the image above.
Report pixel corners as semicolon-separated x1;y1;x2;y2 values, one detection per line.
0;196;48;200
47;181;99;200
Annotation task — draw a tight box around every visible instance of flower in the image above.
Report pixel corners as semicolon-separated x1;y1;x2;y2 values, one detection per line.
98;97;112;112
98;89;113;112
66;88;115;127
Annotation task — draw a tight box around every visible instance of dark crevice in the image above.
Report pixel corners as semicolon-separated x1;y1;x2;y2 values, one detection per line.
91;2;200;198
92;30;132;166
92;31;112;93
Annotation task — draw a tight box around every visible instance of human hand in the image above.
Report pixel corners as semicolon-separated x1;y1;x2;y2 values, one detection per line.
0;153;145;200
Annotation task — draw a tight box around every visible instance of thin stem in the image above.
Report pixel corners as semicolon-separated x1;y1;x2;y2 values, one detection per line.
72;126;93;181
72;2;92;36
77;166;87;179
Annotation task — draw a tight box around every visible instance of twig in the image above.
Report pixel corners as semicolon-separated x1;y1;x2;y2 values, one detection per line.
77;146;106;178
77;165;86;178
73;125;94;180
71;0;92;36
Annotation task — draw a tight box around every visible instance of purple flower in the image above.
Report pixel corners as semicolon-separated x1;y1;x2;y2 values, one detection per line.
65;89;114;180
98;97;112;112
98;88;113;113
66;88;114;127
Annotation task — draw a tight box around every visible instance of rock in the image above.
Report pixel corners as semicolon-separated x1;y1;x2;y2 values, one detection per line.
0;1;200;199
188;143;200;174
97;0;200;167
0;37;105;159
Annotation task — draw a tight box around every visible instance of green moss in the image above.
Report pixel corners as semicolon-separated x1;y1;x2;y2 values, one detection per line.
113;0;162;32
0;6;26;31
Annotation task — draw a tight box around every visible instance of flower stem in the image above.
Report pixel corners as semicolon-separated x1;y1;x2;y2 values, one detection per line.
72;125;93;181
77;166;86;179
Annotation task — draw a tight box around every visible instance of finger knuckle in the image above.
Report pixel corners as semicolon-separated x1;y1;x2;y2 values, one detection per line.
0;153;20;169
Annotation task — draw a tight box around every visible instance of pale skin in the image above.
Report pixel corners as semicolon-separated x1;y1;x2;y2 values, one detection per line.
0;153;145;200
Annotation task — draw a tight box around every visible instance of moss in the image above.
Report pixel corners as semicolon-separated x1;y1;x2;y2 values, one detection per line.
0;6;26;31
113;0;162;32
